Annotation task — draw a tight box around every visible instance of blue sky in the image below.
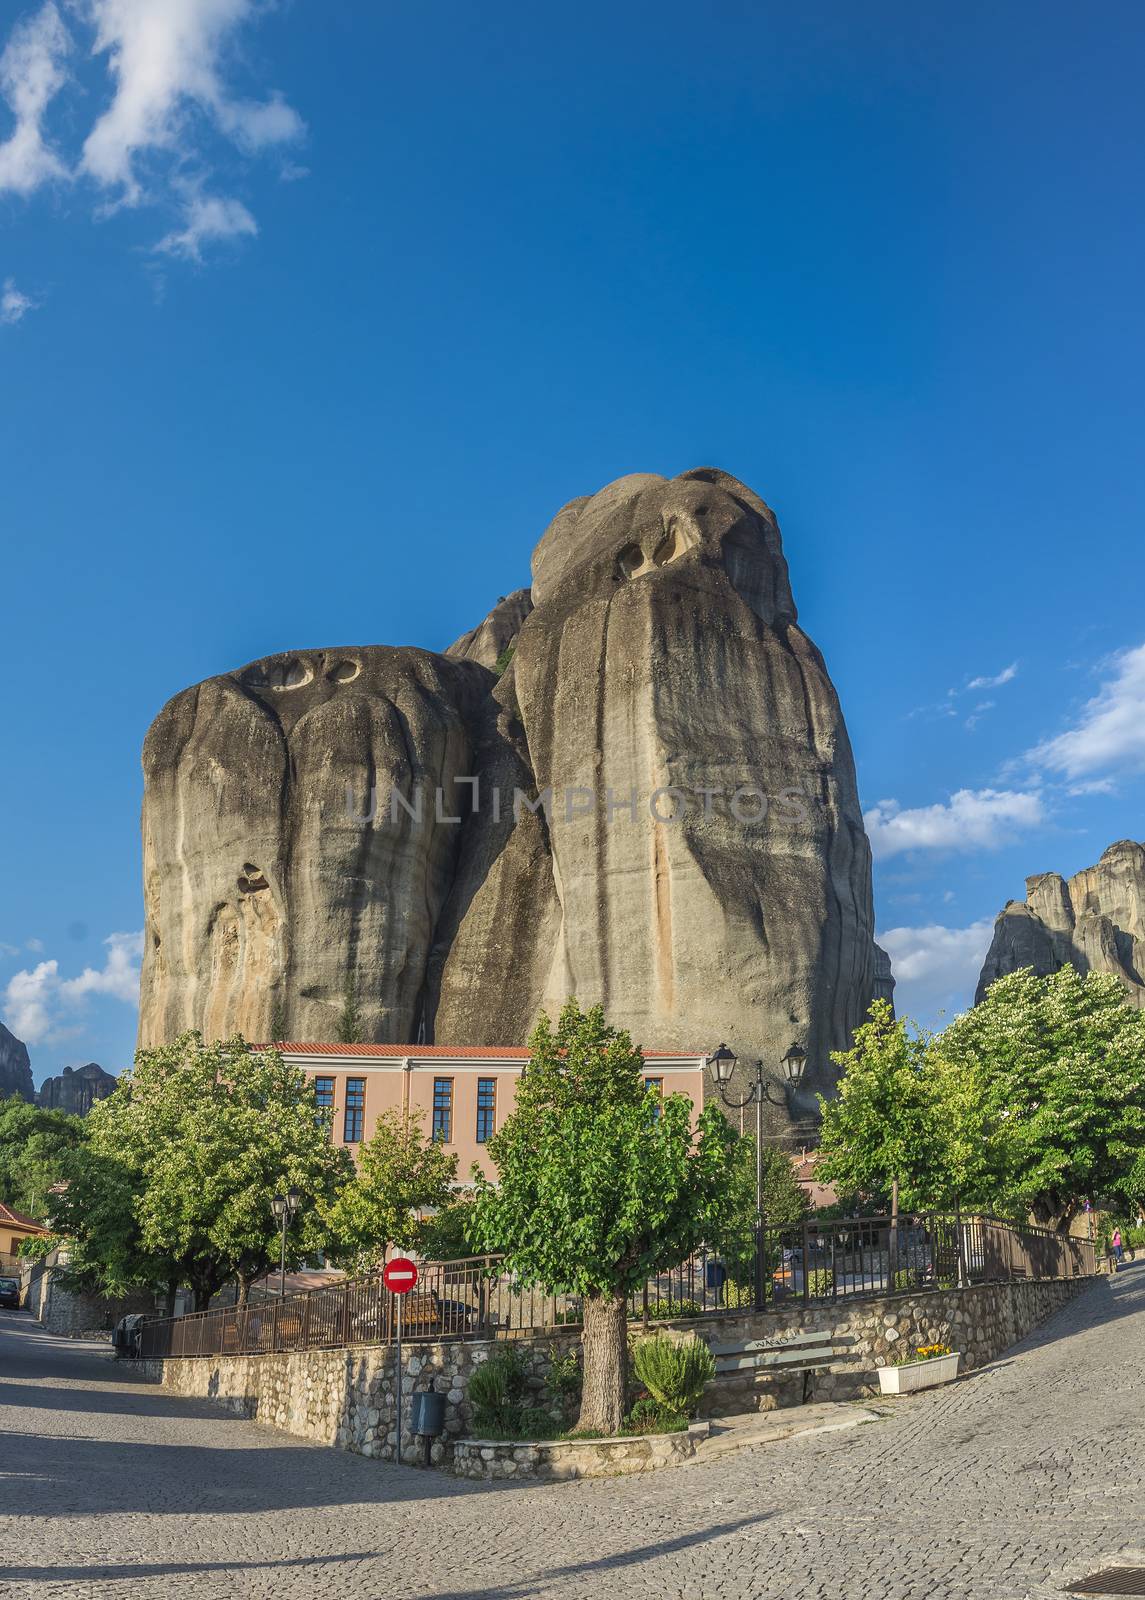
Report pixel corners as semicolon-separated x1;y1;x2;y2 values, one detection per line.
1;0;1143;1088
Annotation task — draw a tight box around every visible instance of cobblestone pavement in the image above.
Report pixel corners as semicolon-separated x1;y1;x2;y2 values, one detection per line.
1;1268;1142;1600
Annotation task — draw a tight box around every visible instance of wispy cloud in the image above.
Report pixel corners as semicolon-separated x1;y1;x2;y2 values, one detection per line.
0;0;302;261
968;662;1018;691
1;276;38;324
864;788;1045;860
878;918;995;1027
155;188;257;261
0;2;70;196
1;930;142;1045
964;699;995;733
1028;642;1145;781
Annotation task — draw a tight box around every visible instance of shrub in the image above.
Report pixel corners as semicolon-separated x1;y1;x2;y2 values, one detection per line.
630;1334;715;1418
624;1396;687;1434
892;1268;919;1292
544;1345;582;1421
644;1298;704;1320
467;1347;529;1433
805;1268;834;1297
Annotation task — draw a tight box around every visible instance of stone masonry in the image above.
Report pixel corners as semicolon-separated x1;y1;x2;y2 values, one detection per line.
132;1275;1088;1473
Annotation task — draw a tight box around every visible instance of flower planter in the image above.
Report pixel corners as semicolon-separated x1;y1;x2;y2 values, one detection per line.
877;1351;960;1395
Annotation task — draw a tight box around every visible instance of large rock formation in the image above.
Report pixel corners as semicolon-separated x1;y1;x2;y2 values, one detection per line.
0;1022;34;1103
976;839;1145;1006
37;1062;117;1116
139;469;879;1132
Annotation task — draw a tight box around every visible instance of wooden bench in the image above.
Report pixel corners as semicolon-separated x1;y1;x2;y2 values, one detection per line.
707;1330;858;1408
400;1290;443;1334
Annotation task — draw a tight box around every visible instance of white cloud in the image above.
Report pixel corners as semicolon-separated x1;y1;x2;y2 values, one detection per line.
1;930;142;1044
878;917;996;1028
0;0;301;260
0;2;71;195
1;277;38;324
968;662;1018;691
864;788;1045;860
964;699;995;732
155;188;256;260
80;0;303;202
1028;642;1145;781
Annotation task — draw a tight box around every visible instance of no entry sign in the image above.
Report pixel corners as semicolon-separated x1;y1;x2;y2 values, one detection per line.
383;1257;419;1295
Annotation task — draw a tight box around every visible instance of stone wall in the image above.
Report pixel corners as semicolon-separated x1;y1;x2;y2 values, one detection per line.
138;1329;581;1465
131;1276;1092;1469
21;1255;155;1338
689;1275;1090;1414
451;1422;710;1481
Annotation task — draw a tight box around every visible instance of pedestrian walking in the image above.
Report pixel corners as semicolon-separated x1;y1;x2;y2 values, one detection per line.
1112;1227;1124;1268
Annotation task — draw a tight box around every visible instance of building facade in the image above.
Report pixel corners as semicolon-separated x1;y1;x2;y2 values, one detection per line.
279;1044;708;1181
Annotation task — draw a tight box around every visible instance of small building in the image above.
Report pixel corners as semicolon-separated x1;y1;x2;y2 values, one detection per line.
0;1200;49;1265
278;1044;707;1180
791;1149;838;1210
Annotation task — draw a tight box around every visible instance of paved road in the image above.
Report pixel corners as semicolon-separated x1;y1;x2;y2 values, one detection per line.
1;1270;1143;1600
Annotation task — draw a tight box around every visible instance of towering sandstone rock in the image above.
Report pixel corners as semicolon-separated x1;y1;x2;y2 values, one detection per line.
976;839;1145;1006
139;469;878;1130
0;1022;34;1103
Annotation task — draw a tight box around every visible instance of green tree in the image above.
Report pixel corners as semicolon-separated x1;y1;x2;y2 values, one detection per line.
817;1001;947;1211
37;1034;354;1308
321;1109;458;1273
934;967;1145;1228
336;980;362;1045
0;1099;87;1220
468;1000;742;1435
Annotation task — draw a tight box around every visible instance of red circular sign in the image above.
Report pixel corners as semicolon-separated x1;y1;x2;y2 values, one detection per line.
383;1256;419;1295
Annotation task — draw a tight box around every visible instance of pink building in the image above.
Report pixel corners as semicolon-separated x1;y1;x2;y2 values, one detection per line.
279;1044;708;1182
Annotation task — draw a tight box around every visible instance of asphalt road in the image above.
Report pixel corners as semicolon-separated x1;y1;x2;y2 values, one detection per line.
1;1269;1142;1600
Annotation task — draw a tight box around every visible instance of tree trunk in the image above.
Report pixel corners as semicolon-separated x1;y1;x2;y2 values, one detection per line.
576;1290;627;1434
237;1274;252;1308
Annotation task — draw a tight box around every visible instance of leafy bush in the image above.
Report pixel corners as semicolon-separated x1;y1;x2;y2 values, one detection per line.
544;1345;582;1421
631;1334;715;1418
624;1396;688;1434
892;1268;919;1292
417;1200;477;1261
805;1268;834;1297
518;1404;561;1437
467;1347;530;1433
644;1298;704;1320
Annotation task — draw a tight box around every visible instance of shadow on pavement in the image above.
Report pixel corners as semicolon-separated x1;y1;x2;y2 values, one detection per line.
0;1511;775;1592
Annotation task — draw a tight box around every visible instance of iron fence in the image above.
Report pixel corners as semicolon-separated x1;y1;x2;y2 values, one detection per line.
137;1212;1097;1361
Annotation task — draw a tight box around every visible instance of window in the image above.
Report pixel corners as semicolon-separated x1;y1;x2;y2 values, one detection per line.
343;1077;366;1143
314;1075;335;1133
645;1077;663;1121
476;1078;496;1143
432;1078;453;1143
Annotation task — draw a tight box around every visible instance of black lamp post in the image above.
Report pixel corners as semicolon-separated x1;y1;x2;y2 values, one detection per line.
707;1042;808;1309
271;1187;302;1300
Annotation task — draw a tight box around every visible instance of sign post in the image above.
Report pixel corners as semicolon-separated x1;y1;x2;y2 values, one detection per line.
382;1257;418;1464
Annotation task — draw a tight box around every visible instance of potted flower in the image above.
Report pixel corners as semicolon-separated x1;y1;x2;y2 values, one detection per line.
877;1343;960;1396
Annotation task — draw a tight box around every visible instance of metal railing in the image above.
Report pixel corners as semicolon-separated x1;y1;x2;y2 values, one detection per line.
136;1213;1096;1361
630;1213;1096;1321
138;1254;579;1361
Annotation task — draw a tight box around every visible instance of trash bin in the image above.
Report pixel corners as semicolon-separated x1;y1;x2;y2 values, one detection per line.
111;1314;146;1359
705;1259;727;1292
410;1390;446;1437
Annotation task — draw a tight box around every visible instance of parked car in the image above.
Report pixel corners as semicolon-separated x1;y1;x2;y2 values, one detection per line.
0;1276;20;1309
111;1313;147;1358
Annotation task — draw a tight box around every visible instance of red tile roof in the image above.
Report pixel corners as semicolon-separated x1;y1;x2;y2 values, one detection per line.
0;1202;48;1232
268;1042;706;1060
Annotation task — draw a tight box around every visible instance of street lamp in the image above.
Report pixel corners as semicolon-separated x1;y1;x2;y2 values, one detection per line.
707;1042;808;1309
271;1186;302;1300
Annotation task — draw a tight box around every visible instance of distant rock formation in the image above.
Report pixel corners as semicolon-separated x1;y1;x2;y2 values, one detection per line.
872;943;896;1014
447;588;532;671
0;1022;34;1103
976;839;1145;1006
138;468;880;1133
37;1062;117;1116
